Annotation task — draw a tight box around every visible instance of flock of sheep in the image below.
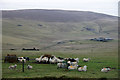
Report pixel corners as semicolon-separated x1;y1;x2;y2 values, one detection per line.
8;54;111;73
8;64;33;69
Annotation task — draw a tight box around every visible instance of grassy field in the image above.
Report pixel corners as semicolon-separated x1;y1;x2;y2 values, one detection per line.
2;40;118;78
2;9;118;79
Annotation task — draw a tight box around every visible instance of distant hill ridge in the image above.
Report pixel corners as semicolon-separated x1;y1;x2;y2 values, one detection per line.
2;9;117;22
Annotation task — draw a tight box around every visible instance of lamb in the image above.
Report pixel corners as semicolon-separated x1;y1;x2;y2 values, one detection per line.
78;65;87;72
27;65;33;69
83;58;90;62
101;68;111;72
8;64;17;69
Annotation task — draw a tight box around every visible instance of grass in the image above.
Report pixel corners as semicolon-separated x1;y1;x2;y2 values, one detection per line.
2;18;118;78
2;18;118;50
2;42;118;78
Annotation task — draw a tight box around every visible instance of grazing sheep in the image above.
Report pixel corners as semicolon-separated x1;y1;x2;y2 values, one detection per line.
67;61;78;66
78;65;87;72
27;65;33;69
71;62;78;66
57;63;67;69
41;57;49;63
57;58;64;63
83;58;90;62
49;57;58;64
23;57;29;61
35;58;40;62
19;59;26;63
68;65;78;70
35;55;44;62
101;68;111;72
18;57;26;63
67;58;76;62
58;57;64;60
74;58;79;63
8;64;17;69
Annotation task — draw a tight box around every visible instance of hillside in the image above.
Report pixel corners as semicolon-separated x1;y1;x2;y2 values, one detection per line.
2;9;117;22
2;9;118;49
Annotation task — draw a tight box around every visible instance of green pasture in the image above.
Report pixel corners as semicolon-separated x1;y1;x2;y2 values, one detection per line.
2;46;118;78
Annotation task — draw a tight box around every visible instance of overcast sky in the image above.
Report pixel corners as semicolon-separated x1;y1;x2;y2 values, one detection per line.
0;0;119;16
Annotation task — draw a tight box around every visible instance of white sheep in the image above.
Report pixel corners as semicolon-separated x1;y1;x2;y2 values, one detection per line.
41;57;48;63
27;65;33;69
68;65;78;70
57;63;67;69
101;68;111;72
83;58;90;62
35;58;40;62
8;64;17;69
35;55;44;62
67;61;78;66
74;58;79;63
57;58;64;63
49;57;58;64
18;57;26;63
78;65;87;72
19;59;26;63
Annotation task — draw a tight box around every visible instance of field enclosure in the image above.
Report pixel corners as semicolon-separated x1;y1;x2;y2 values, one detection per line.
2;9;118;79
2;40;118;78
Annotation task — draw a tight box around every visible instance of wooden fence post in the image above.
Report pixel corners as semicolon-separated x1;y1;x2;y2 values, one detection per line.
22;60;24;72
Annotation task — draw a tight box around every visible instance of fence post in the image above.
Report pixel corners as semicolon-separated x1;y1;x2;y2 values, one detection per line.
22;60;24;72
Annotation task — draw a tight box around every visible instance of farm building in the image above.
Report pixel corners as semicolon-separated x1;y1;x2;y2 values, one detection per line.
4;54;18;63
90;37;113;42
22;47;39;51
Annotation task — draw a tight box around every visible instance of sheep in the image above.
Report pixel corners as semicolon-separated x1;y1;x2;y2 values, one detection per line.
65;58;79;63
27;65;33;69
57;63;67;69
57;58;64;63
57;57;64;60
67;58;76;62
49;57;58;64
101;68;111;72
35;58;40;62
83;58;90;62
49;56;65;64
78;65;87;72
71;62;78;66
8;64;17;69
19;59;26;63
35;55;44;62
68;65;78;70
41;57;48;63
18;57;26;63
67;61;78;66
74;58;79;63
23;57;29;61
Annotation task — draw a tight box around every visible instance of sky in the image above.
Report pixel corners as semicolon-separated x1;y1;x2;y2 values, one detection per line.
0;0;119;16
